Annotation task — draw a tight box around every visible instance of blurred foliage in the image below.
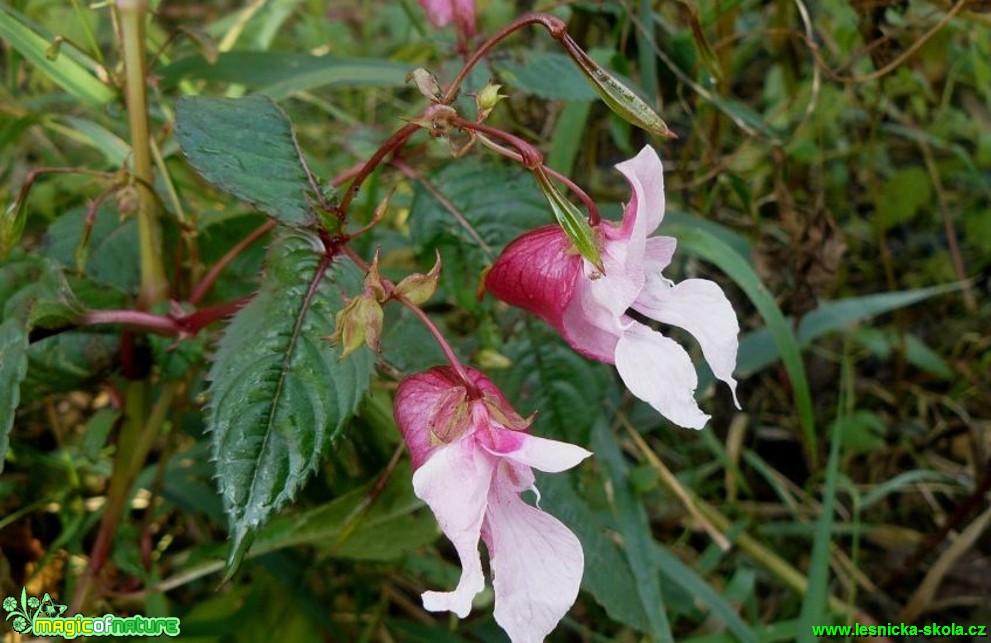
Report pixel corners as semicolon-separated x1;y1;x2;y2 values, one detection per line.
2;0;990;641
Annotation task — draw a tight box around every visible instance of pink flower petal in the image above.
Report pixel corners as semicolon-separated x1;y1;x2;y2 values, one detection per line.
486;225;581;335
483;480;584;643
643;235;678;274
412;437;495;616
633;278;740;407
561;290;622;362
614;146;667;256
614;322;710;429
483;429;592;473
417;0;475;34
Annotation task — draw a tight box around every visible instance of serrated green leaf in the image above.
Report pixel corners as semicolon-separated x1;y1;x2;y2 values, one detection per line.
408;160;550;311
1;253;81;470
207;231;374;569
176;95;315;227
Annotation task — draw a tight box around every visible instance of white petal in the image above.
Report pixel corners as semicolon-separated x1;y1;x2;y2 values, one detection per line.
633;278;740;407
614;323;709;429
483;480;584;643
483;428;592;474
412;437;494;616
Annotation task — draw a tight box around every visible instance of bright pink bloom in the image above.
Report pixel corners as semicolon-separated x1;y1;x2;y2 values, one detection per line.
487;145;740;429
417;0;476;38
394;366;591;643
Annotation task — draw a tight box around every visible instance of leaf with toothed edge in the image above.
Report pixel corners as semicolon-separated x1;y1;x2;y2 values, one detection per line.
176;95;317;228
206;231;374;573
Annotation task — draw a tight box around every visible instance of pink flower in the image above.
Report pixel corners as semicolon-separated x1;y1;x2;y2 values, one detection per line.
394;366;591;643
487;145;740;429
417;0;476;38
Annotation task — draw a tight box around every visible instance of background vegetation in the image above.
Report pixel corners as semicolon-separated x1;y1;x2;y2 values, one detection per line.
1;0;988;641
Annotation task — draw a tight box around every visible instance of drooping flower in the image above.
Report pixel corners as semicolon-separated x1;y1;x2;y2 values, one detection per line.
417;0;476;42
487;145;740;429
394;366;591;643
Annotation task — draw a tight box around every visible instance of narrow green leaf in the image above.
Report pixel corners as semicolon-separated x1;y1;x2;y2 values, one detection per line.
538;473;655;632
159;52;412;99
861;470;966;509
207;231;374;570
666;223;817;460
592;420;674;643
654;545;758;643
737;284;962;376
0;5;113;107
547;102;591;175
796;391;845;640
0;318;28;473
176;95;315;227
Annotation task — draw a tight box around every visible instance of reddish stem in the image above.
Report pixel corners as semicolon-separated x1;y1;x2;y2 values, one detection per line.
457;119;602;225
81;310;180;336
341;246;478;396
440;13;567;104
189;220;276;305
335;123;420;219
79;295;253;338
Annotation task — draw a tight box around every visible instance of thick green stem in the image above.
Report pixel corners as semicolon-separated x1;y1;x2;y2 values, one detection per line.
119;0;167;306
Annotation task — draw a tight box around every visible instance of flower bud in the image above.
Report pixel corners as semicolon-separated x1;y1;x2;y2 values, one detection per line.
363;250;389;303
330;293;383;359
393;252;441;305
475;82;505;120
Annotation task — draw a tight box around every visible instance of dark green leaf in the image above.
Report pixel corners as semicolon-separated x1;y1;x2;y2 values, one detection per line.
539;471;653;632
0;318;28;473
654;545;758;643
207;231;374;569
40;205;140;293
592;421;674;642
176;95;315;227
494;322;613;444
492;50;599;101
254;461;436;561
